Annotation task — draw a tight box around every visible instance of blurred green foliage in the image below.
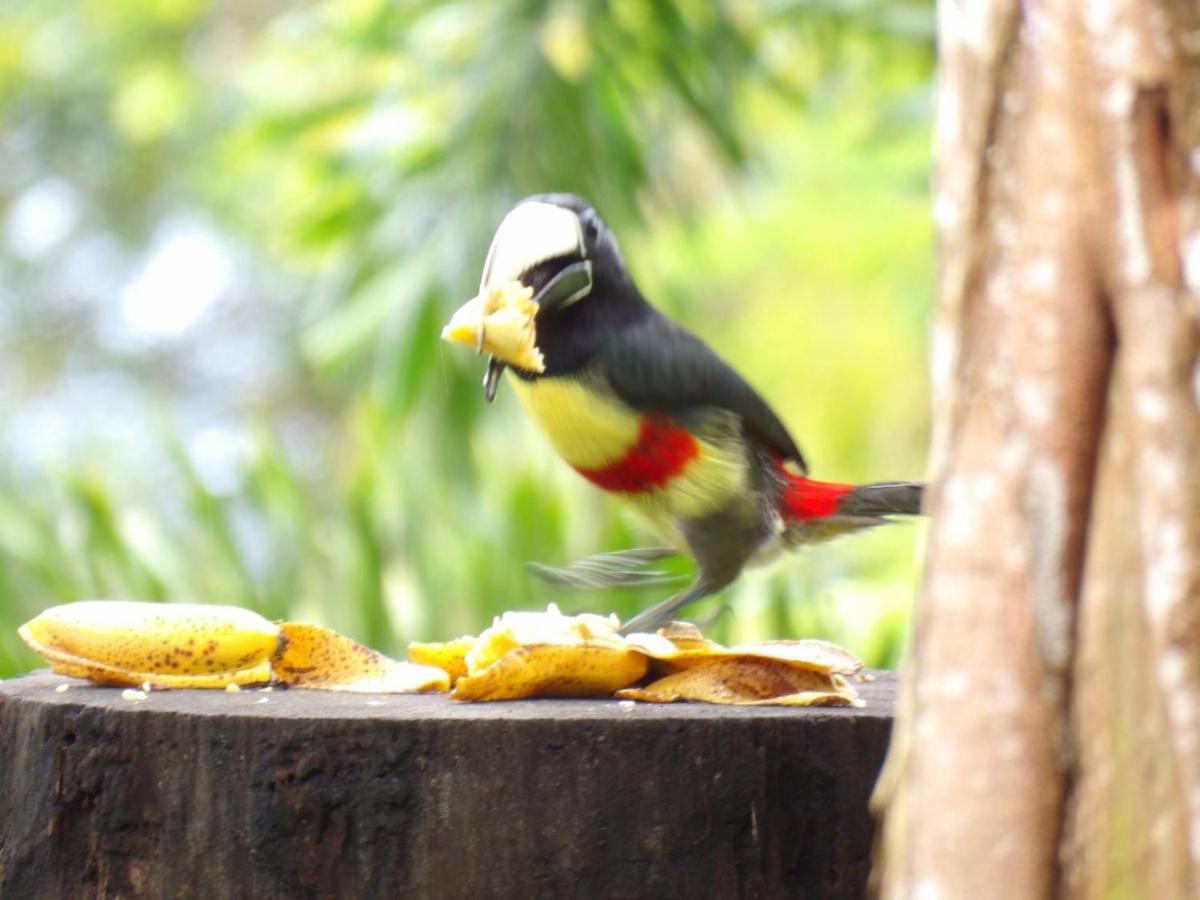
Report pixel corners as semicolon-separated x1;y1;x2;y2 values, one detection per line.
0;0;933;677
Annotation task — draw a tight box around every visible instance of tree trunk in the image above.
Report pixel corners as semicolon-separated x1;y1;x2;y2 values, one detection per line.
874;0;1200;895
1;671;895;900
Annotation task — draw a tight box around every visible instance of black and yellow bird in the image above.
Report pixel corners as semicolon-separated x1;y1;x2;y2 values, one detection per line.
443;194;922;633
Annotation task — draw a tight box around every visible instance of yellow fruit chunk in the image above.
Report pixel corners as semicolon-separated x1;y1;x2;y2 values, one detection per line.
449;604;646;701
408;637;474;684
465;604;623;671
273;623;449;693
441;280;545;373
615;659;860;707
19;601;282;683
453;644;648;701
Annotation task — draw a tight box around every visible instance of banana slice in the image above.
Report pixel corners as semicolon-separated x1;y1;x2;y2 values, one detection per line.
447;604;647;701
441;280;545;373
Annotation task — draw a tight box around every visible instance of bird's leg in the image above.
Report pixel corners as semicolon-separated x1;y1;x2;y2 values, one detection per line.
693;601;733;632
527;547;681;590
618;579;714;636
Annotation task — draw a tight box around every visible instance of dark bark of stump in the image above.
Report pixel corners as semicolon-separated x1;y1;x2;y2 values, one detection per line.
0;670;894;900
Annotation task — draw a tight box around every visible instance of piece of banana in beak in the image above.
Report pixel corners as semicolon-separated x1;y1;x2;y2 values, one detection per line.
441;280;545;374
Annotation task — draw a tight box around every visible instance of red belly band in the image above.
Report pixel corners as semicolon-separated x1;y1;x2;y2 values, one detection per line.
573;416;700;493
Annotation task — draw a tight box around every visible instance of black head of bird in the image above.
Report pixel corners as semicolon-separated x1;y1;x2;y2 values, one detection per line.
443;194;649;397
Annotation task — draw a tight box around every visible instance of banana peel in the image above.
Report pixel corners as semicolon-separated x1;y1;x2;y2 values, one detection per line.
615;659;860;707
20;601;280;688
273;623;448;693
18;601;445;693
620;624;862;706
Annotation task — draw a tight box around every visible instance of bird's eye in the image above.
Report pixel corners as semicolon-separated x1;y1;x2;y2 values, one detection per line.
584;217;599;241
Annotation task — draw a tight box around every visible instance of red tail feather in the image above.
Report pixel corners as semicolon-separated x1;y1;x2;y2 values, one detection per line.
776;462;855;522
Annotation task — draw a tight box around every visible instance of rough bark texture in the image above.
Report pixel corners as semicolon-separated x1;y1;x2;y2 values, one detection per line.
875;0;1200;896
0;671;895;900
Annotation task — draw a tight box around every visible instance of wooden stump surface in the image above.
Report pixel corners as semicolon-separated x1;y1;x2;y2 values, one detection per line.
0;670;895;899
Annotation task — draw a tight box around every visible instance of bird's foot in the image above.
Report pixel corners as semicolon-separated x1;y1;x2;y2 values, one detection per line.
618;580;714;636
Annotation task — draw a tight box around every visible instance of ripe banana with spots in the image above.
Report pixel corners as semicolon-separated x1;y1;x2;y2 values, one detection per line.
19;600;449;692
20;601;283;688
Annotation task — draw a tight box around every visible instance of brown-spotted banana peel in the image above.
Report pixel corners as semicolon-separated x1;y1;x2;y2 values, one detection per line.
19;601;447;692
272;623;449;693
20;601;281;688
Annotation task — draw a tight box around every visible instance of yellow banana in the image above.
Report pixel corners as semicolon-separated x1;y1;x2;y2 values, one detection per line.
19;601;282;684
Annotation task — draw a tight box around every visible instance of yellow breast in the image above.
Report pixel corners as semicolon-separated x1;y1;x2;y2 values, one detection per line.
506;373;750;525
506;373;640;469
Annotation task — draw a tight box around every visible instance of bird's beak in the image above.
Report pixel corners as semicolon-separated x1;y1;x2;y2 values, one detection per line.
441;199;596;401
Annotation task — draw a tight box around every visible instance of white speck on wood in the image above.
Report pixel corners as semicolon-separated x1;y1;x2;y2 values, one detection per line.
940;0;988;53
1024;257;1060;295
993;213;1020;250
1115;142;1152;286
1143;520;1186;624
938;80;962;146
934;192;960;230
914;878;945;900
1040;190;1066;218
940;671;968;700
1134;387;1171;424
1182;232;1200;295
931;318;959;401
940;474;999;549
1017;380;1054;428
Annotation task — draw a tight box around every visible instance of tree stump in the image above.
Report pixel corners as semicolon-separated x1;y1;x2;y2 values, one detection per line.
0;670;894;899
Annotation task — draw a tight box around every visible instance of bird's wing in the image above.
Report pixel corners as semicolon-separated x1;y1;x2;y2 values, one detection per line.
600;314;808;472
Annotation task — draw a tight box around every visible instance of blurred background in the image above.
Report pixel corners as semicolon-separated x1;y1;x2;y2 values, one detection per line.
0;0;933;676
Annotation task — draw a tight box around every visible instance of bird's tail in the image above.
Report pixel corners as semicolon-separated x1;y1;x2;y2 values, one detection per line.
831;481;924;517
775;464;923;543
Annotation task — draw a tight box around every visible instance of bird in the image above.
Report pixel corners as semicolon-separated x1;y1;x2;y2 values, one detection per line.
442;193;923;634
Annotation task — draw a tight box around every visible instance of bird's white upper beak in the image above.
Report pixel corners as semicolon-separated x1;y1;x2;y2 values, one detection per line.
478;201;585;291
441;201;586;372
